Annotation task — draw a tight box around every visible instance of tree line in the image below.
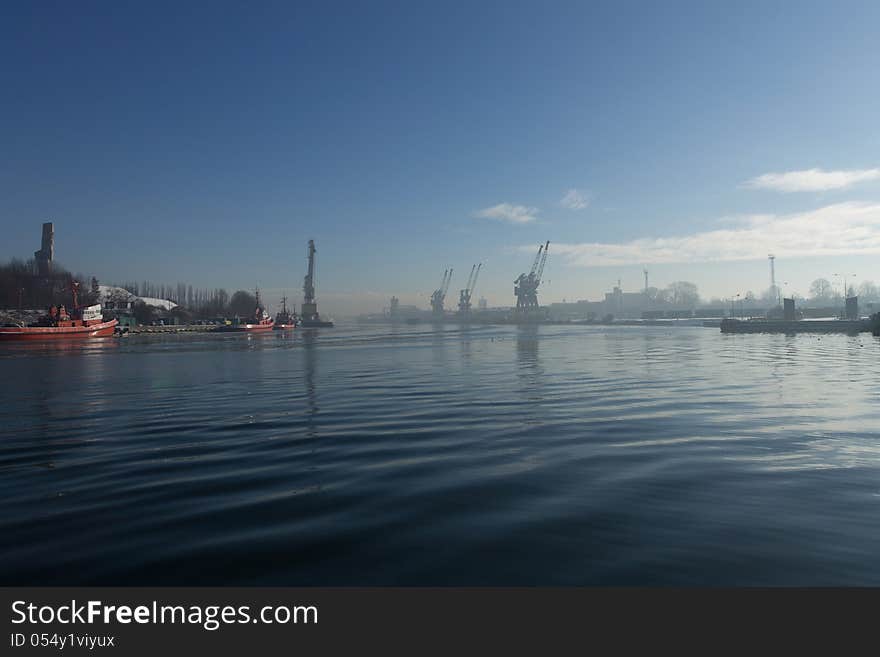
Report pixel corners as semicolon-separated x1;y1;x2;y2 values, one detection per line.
0;258;98;309
643;281;701;306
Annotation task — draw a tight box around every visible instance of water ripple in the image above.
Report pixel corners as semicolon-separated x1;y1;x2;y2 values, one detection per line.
2;324;880;584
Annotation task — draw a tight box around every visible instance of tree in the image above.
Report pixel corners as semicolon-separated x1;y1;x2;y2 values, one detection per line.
858;281;879;301
666;281;699;306
228;290;257;317
132;300;157;325
809;278;832;302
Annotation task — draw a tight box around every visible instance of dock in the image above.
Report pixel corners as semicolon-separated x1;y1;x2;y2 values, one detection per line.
720;318;870;334
129;324;221;334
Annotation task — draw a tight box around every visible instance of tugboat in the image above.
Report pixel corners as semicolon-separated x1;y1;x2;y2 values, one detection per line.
221;289;275;332
0;280;118;340
274;295;297;330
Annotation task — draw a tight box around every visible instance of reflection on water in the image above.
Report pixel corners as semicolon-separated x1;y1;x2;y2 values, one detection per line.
302;330;319;438
2;325;880;585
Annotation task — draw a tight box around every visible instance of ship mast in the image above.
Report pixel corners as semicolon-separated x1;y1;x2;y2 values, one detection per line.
69;278;80;310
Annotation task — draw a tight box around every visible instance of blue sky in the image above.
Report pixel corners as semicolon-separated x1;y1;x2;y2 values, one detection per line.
3;1;880;314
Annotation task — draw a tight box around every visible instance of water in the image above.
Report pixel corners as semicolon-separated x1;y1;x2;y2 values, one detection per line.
2;323;880;585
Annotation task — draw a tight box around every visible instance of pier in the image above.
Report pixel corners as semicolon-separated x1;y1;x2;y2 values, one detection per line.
720;318;870;334
129;324;221;334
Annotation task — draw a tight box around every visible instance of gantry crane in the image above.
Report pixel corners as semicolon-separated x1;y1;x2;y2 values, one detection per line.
458;263;482;314
430;268;453;315
514;241;549;312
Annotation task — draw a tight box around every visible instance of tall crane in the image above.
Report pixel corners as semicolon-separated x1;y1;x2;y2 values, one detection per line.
299;239;333;326
458;263;482;314
303;239;317;307
514;241;549;312
430;268;453;315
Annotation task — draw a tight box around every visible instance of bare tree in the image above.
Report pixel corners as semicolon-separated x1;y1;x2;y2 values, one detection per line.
667;281;699;306
858;281;879;301
809;278;832;302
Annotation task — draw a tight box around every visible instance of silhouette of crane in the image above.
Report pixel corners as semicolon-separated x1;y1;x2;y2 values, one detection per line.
430;268;453;315
458;263;482;314
514;241;549;312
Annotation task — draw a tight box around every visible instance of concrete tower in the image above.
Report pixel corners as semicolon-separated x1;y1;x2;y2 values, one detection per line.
34;222;54;275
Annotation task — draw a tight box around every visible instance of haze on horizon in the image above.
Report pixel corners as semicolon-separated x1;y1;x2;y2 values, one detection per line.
2;1;880;317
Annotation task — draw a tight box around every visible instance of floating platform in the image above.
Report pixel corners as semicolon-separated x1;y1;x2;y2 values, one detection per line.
720;318;870;334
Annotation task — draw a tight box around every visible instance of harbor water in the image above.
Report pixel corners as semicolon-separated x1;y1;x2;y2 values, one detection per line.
2;323;880;585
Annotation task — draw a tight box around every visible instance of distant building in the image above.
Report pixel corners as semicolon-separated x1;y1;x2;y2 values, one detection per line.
385;296;420;320
548;284;699;320
603;286;656;317
845;296;859;320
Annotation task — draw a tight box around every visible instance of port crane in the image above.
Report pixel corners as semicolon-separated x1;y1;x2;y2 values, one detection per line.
299;239;333;327
514;241;549;312
430;268;453;315
458;263;482;314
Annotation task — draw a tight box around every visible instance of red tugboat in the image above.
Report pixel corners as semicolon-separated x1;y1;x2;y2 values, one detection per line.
273;295;297;330
222;289;275;332
0;280;118;341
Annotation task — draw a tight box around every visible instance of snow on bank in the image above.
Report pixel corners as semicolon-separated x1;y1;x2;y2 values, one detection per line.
97;285;178;311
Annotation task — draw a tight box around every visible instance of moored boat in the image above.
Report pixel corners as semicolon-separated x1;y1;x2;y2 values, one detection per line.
219;289;275;332
0;281;118;340
273;295;297;330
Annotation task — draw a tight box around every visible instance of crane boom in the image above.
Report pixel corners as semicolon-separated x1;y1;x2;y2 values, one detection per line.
442;268;453;295
536;241;550;283
471;263;481;295
465;264;476;293
529;243;544;276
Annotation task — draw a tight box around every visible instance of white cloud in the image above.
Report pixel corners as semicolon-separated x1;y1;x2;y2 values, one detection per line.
473;203;538;224
560;188;589;210
745;168;880;192
535;202;880;266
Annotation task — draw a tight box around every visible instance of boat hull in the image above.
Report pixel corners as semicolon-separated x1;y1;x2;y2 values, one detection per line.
273;323;296;330
218;322;275;332
0;319;119;340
